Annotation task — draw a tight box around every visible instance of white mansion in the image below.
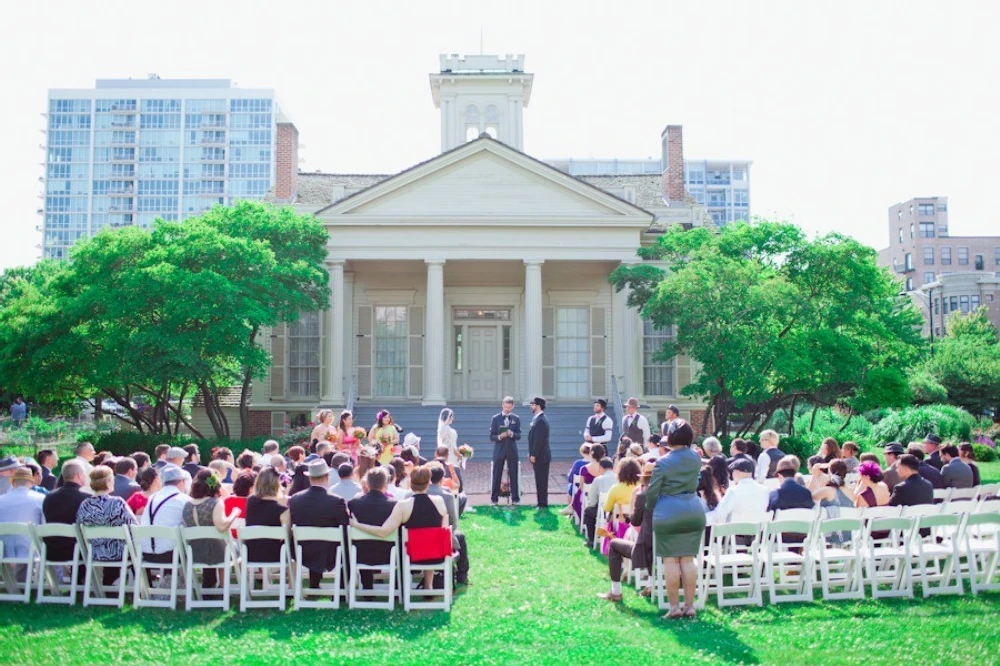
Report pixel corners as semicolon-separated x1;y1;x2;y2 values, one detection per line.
235;55;729;438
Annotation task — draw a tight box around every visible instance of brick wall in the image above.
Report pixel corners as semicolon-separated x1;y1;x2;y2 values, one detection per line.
275;122;299;202
248;410;272;436
688;408;713;436
661;125;686;202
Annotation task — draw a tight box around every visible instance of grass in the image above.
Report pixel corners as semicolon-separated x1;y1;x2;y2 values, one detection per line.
2;501;1000;666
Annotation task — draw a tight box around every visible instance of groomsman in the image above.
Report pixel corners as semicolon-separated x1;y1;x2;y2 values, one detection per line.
528;397;551;509
584;399;614;446
621;397;651;447
659;404;680;436
489;396;522;505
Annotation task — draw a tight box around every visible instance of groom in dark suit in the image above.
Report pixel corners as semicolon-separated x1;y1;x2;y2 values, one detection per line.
528;396;551;509
489;396;522;505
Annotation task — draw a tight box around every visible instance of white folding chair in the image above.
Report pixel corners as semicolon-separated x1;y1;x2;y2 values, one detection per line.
760;519;815;603
33;523;82;605
0;523;38;603
570;475;583;526
862;516;914;599
703;521;762;607
829;506;862;520
593;493;610;551
347;527;398;610
977;499;1000;515
933;488;952;504
773;508;818;522
578;484;592;537
401;527;454;612
912;513;963;597
129;525;184;609
947;488;977;504
238;525;291;612
962;512;1000;594
859;505;902;520
975;483;998;501
813;517;865;601
80;525;132;608
292;525;345;610
180;526;237;610
900;504;939;518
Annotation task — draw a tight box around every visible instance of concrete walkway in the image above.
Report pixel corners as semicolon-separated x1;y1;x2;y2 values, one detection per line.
459;460;571;506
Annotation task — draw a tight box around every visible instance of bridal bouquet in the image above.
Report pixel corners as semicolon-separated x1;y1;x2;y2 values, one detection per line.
458;444;474;459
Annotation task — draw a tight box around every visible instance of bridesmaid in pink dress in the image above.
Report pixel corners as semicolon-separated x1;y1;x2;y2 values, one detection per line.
335;410;360;465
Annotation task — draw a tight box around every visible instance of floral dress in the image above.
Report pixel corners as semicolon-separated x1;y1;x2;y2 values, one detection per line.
76;495;137;562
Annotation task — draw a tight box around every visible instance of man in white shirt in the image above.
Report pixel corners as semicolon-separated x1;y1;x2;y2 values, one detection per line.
707;459;770;525
583;457;617;547
71;441;96;476
0;467;46;560
659;405;680;437
755;429;786;483
621;397;651;450
584;399;614;447
139;464;190;571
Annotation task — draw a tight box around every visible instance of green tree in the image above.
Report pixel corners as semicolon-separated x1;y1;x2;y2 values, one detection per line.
611;220;923;435
921;307;1000;415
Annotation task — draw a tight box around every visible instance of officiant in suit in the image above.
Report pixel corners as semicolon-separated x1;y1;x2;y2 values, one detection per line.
489;396;522;505
528;397;551;509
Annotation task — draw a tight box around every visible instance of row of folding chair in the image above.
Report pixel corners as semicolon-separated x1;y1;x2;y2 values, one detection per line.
0;522;455;613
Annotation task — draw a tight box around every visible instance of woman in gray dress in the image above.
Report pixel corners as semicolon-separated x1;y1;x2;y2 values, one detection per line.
646;420;705;619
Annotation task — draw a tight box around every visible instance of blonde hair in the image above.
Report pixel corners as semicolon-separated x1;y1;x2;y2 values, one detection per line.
759;430;780;446
409;465;431;493
317;409;334;424
207;460;227;477
89;466;113;493
253;467;281;498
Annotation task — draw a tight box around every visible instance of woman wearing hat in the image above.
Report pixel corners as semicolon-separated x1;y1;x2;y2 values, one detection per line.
646;420;705;619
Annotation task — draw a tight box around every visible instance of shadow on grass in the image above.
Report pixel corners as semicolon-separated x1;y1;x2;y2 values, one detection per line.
213;604;452;639
533;508;559;532
473;505;528;527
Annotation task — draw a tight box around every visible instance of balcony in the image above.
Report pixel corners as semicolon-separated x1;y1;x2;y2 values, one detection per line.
893;261;914;274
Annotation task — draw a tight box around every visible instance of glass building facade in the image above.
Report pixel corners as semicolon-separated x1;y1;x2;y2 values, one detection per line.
43;78;286;259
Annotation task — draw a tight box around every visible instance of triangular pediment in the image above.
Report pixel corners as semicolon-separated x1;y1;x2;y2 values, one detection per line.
317;138;653;223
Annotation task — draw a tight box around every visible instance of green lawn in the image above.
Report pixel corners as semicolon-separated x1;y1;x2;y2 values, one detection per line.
2;500;999;666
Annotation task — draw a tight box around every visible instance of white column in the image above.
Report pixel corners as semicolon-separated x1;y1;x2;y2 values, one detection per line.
324;260;345;404
423;260;446;405
524;260;544;400
620;261;639;399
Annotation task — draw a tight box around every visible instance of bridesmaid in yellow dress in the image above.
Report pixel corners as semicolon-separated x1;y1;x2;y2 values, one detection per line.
369;410;400;465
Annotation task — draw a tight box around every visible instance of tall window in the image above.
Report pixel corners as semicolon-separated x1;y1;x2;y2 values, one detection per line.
941;247;952;265
374;306;408;397
904;253;913;271
288;312;320;397
958;247;969;265
995;247;1000;265
464;105;480;142
555;307;589;398
484;104;499;139
924;271;935;285
971;295;981;310
919;222;935;238
959;295;970;314
643;320;675;396
923;247;934;265
918;203;935;216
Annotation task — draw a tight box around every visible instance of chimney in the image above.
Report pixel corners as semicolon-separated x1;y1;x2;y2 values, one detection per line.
661;125;685;203
274;120;299;202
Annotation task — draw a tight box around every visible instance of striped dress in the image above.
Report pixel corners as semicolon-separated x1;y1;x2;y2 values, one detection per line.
76;494;137;562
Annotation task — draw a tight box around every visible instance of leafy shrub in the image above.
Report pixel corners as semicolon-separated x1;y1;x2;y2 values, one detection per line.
971;443;998;463
84;431;271;463
871;404;978;445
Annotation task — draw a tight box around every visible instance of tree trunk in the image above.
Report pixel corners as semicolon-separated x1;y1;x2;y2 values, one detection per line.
838;410;854;433
787;396;798;437
238;325;261;440
199;382;228;438
809;405;820;433
702;394;717;436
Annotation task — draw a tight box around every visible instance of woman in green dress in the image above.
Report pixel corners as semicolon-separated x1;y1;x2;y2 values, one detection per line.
646;420;705;619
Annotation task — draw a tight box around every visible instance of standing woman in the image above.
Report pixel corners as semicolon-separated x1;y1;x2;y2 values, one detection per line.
334;410;361;465
437;408;464;491
309;410;336;453
646;420;705;619
369;410;400;466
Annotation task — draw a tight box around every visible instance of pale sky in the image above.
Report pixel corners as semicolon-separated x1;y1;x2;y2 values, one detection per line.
2;0;998;270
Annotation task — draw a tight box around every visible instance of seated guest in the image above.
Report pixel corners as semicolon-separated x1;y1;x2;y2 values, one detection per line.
958;443;981;487
269;455;293;488
923;434;944;470
42;462;89;563
726;438;755;475
260;440;281;462
24;463;49;496
138;464;190;574
348;467;398;589
426;462;470;585
71;441;96;476
183;469;240;591
706;458;769;524
572;444;606;523
604;458;641;520
561;443;592;515
112;457;141;501
817;437;842;465
76;466;137;585
243;468;290;564
809;459;854;513
288;461;349;588
598;462;655;602
388;456;410;499
131;452;151;473
287;464;311;496
755;430;785;482
182;444;204;478
286;446;306;468
236;451;256;472
858;452;880;465
211;447;235;484
329;463;363;500
841;442;861;474
128;467;160;516
907;447;945;489
152;444;170;469
0;456;18;495
224;471;256;538
0;467;46;565
888;454;935;506
940;444;974;489
882;442;905;491
702;438;729;494
853;461;890;508
584;457;618;548
697;466;723;516
641;434;664;462
165;447;187;470
767;456;814;512
37;449;59;491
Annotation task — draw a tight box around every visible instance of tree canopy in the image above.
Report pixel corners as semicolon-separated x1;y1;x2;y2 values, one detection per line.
611;220;924;435
0;201;329;437
918;307;1000;415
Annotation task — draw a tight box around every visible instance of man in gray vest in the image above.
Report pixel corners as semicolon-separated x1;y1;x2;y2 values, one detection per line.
754;429;785;482
621;397;650;450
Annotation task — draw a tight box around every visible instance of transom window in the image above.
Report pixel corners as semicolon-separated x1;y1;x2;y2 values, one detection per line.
454;308;511;321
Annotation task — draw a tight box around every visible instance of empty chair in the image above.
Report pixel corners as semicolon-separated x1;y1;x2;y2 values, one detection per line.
947;488;978;504
291;526;345;610
862;516;915;599
813;517;866;601
977;499;1000;515
900;504;939;518
180;526;236;610
962;513;1000;594
33;523;82;605
773;508;818;522
975;483;998;501
912;513;963;597
347;528;398;610
401;526;454;612
0;524;37;603
238;525;291;612
129;525;184;609
79;525;132;608
761;519;815;603
703;522;762;607
933;488;952;504
860;505;902;520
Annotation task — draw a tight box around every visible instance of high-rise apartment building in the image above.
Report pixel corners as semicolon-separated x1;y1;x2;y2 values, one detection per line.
42;76;296;259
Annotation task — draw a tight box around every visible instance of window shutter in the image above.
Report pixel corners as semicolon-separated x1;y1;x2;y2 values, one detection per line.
270;411;287;436
409;305;424;398
542;306;555;396
270;324;286;400
590;306;607;397
356;306;373;398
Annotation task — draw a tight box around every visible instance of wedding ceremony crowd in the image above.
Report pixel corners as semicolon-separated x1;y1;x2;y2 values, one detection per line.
0;397;997;615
